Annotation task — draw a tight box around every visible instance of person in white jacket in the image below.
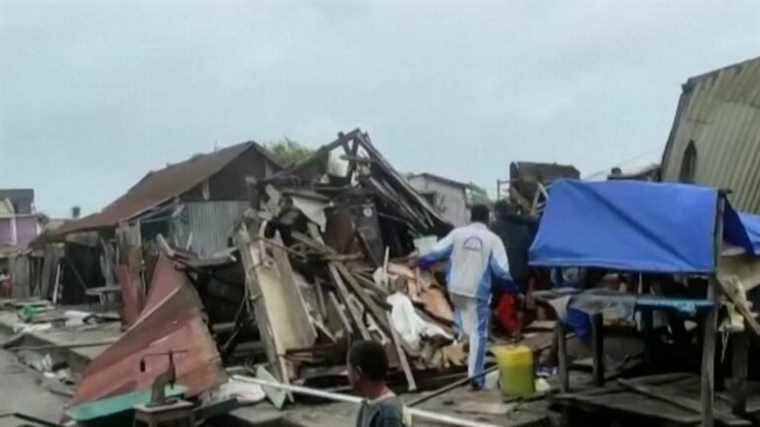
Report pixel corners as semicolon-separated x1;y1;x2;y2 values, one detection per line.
417;204;519;389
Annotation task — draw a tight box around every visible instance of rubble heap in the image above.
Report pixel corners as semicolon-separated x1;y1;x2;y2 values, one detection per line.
234;129;467;395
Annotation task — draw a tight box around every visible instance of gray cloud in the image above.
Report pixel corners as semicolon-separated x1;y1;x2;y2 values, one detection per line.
2;0;758;216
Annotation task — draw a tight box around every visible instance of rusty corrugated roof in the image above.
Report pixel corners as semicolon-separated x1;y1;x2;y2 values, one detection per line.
70;254;227;405
56;141;279;236
661;56;760;214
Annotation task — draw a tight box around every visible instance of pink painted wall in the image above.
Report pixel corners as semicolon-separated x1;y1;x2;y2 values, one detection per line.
0;219;13;245
0;216;38;248
15;216;38;248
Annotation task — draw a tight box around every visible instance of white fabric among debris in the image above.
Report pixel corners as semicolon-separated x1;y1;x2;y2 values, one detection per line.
386;292;451;352
206;378;267;406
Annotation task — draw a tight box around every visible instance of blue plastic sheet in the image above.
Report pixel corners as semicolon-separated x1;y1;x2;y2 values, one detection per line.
529;180;722;273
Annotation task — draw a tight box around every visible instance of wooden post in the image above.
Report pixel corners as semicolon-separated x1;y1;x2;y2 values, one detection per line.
640;275;654;366
702;194;725;427
557;321;569;393
730;330;749;416
701;288;718;427
591;313;605;386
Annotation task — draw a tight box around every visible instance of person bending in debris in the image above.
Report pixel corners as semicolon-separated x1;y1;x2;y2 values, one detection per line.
416;204;520;390
348;340;405;427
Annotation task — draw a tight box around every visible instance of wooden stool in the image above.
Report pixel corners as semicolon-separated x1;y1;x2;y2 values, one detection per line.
133;400;194;427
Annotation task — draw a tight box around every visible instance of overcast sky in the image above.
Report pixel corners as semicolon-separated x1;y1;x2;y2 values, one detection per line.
1;1;758;217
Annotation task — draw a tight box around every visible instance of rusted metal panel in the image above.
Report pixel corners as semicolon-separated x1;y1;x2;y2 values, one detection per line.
116;223;145;327
661;56;760;214
70;255;226;406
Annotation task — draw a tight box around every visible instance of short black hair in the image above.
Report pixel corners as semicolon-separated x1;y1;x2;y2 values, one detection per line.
348;340;388;381
470;204;490;223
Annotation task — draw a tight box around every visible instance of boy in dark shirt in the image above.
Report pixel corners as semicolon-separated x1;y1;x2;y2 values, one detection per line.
348;340;405;427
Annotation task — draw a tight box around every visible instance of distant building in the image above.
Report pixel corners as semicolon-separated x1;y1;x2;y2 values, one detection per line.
0;189;40;251
408;173;469;226
504;162;580;216
56;141;282;257
607;164;661;181
661;56;760;213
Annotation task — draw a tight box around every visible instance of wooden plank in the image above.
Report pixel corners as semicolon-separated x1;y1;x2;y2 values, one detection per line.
308;222;371;339
236;226;316;383
328;263;370;339
335;262;391;336
618;379;750;426
314;277;328;319
556;390;703;425
271;240;318;342
386;312;416;392
327;291;354;337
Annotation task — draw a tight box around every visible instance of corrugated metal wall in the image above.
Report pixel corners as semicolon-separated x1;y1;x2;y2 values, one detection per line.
661;57;760;213
173;201;249;258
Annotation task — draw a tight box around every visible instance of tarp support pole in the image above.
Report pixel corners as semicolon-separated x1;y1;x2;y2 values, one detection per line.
702;195;725;427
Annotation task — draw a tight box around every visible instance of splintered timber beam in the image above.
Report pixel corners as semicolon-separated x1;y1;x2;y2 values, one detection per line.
327;291;354;336
328;263;371;340
387;312;416;392
335;262;392;336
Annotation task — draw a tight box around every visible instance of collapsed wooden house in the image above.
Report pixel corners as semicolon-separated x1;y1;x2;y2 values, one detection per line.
38;141;282;315
234;129;466;395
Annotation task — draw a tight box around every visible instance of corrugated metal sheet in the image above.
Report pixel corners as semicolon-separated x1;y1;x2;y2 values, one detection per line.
55;142;279;236
172;201;249;257
71;254;226;406
661;56;760;214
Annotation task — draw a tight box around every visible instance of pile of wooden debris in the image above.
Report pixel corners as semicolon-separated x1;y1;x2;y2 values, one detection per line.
234;129;468;398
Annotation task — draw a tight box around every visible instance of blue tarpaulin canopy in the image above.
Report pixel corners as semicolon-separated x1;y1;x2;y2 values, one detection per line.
529;180;757;274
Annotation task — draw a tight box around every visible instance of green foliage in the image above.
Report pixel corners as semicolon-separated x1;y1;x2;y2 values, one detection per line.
265;137;313;167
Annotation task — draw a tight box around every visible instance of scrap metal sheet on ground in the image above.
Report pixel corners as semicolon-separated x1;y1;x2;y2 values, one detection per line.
70;255;227;406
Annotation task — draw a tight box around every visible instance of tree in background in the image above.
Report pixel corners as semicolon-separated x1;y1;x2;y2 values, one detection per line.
71;205;81;219
265;137;313;167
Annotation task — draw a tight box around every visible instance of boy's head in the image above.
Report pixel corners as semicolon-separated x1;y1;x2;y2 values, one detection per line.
347;340;388;389
470;204;490;224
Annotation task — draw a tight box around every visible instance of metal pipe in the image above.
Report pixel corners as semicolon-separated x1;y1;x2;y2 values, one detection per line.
231;375;502;427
